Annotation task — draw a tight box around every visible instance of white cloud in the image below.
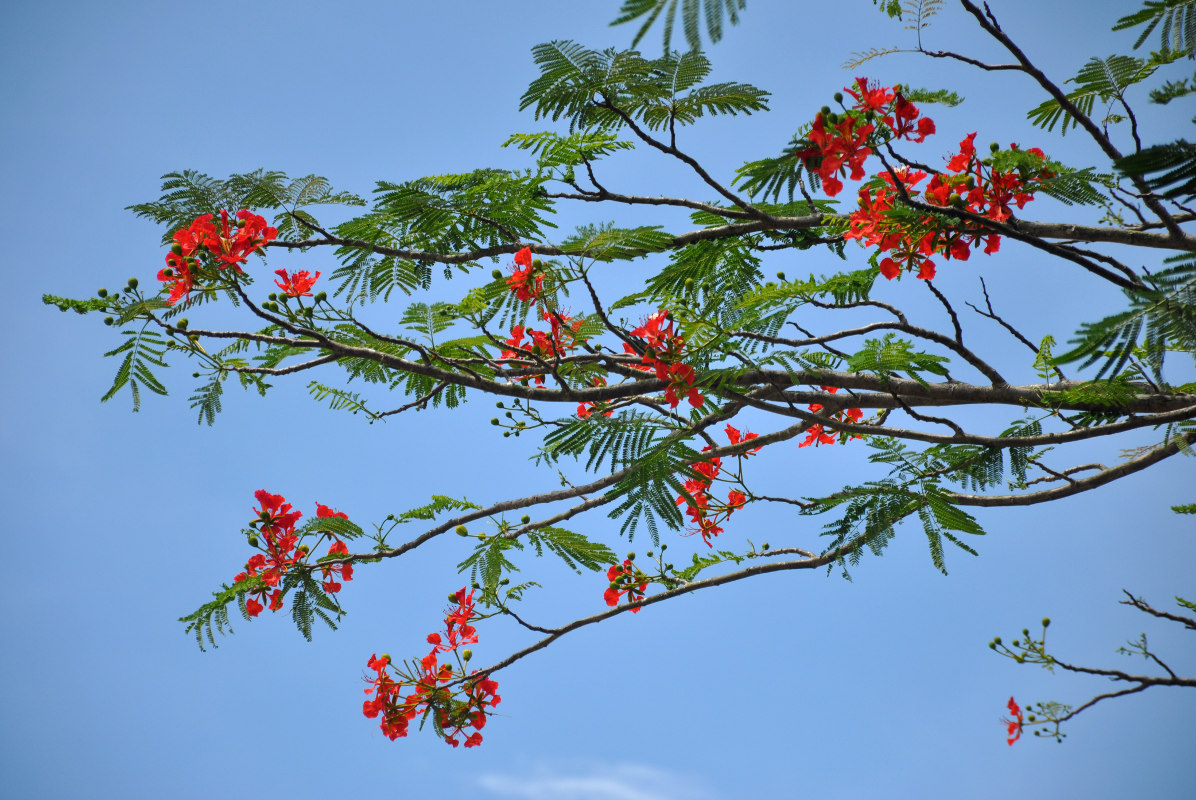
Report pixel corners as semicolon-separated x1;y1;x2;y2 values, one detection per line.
477;762;715;800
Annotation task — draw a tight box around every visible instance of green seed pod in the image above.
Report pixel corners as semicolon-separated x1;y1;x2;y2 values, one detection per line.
455;525;469;536
461;649;473;662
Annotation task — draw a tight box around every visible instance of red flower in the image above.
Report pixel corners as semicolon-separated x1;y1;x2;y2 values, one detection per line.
724;423;762;453
158;255;195;305
201;209;277;271
274;269;321;296
1004;696;1024;745
506;247;542;303
604;560;647;611
245;597;264;617
316;503;349;520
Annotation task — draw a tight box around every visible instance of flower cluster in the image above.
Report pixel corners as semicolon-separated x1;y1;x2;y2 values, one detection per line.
506;246;543;303
500;310;586;386
603;559;649;611
576;376;614;418
363;588;501;747
232;491;354;616
274;268;321;297
1003;696;1024;746
626;310;704;409
845;134;1052;280
676;423;761;546
799;386;865;448
800;77;935;197
158;209;278;305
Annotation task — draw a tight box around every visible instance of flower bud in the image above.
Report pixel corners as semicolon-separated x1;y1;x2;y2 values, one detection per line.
532;259;543;269
192;372;201;378
127;277;139;289
472;582;480;590
449;592;461;602
462;648;473;662
520;514;530;523
314;291;327;304
268;293;278;302
1022;628;1030;636
646;550;654;558
499;578;510;585
833;92;843;104
993;636;1002;645
297;544;310;555
776;272;786;281
988;642;997;649
492;269;504;280
456;525;469;536
103;316;115;326
665;563;673;570
1012;640;1020;647
171;242;183;255
762;543;770;551
247;535;259;548
1042;618;1051;628
162;268;174;278
177;318;189;330
820;105;831;117
990;141;1000;153
626;552;635;561
491;418;500;425
948;193;964;206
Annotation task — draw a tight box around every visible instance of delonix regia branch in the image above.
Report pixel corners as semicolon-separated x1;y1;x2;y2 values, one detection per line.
45;0;1196;747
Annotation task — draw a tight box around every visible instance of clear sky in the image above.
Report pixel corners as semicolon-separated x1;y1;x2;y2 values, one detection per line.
3;1;1193;798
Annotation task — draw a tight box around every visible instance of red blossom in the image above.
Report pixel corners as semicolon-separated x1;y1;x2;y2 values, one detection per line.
506;246;543;303
1004;696;1024;745
274;268;321;297
604;559;648;611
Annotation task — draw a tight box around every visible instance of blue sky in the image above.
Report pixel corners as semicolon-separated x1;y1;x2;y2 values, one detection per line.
3;1;1194;797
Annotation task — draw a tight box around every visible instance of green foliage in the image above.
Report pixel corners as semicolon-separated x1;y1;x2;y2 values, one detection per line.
1117;139;1196;201
281;568;344;641
674;547;745;581
102;326;170;410
307;382;378;419
901;86;963;106
607;438;699;542
540;412;671;472
1054;254;1196;381
1148;72;1196;103
396;495;482;523
42;294;109;315
846;334;950;385
559;223;675;261
179;581;244;651
127;169;361;244
503;130;636;170
458;535;522;591
525;526;619;573
521;43;768;133
1026;52;1182;135
1113;0;1196;58
190;374;225;426
1171;502;1196;513
611;0;746;51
